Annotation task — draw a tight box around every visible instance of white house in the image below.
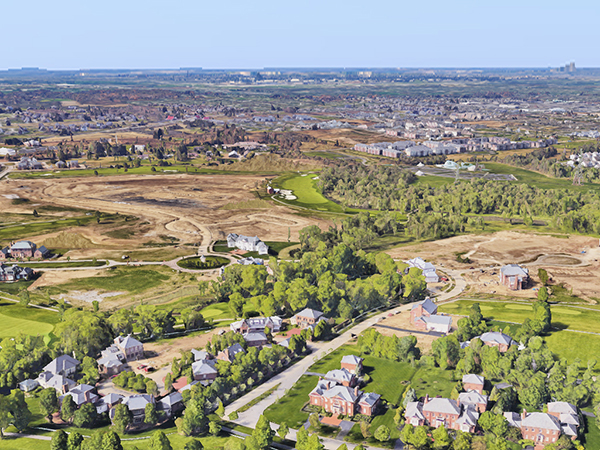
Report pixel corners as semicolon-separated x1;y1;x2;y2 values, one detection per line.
226;233;269;255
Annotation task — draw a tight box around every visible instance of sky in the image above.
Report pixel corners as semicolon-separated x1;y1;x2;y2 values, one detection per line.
3;0;599;70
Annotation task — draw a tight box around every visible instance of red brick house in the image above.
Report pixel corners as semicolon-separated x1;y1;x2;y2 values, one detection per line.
462;374;484;394
499;264;529;290
405;396;479;433
519;412;562;450
410;298;452;333
324;369;357;387
290;308;324;329
309;380;380;417
341;355;363;375
474;332;517;353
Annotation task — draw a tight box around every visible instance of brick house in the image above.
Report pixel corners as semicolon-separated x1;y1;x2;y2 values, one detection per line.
458;391;489;413
309;380;380;417
341;355;363;375
217;343;246;363
9;241;37;258
508;411;562;450
290;308;324;329
475;332;517;353
114;335;144;361
410;298;452;334
192;359;218;382
405;396;479;433
499;264;529;290
230;316;282;334
324;369;357;387
462;374;484;394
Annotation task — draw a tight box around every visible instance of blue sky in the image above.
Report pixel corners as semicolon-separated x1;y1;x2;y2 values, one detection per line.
3;0;598;70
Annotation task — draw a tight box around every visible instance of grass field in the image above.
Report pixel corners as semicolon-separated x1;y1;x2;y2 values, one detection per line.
177;255;229;270
271;172;348;213
52;266;171;295
18;260;107;269
441;299;600;364
0;216;95;243
0;302;58;338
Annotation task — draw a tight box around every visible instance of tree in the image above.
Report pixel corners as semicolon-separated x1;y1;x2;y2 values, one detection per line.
39;388;58;422
250;415;274;449
309;412;321;431
164;373;173;393
537;285;549;302
360;420;371;439
215;399;225;417
146;379;159;397
61;395;76;424
432;425;451;449
145;403;158;425
479;411;509;439
112;403;131;434
73;403;98;428
67;432;84;450
374;425;391;442
184;440;204;450
52;430;69;450
452;431;472;450
394;407;404;427
412;426;431;450
101;431;123;450
209;420;222;436
19;289;30;307
149;431;172;450
538;268;549;285
277;423;289;440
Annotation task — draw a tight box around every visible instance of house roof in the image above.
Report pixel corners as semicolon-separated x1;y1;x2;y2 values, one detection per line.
562;424;578;436
341;355;363;366
159;392;183;408
458;391;488;406
405;402;425;420
294;308;323;320
522;412;561;431
325;369;354;383
116;335;143;349
358;392;381;407
322;385;359;403
411;298;437;315
43;355;80;374
547;401;577;415
504;412;521;428
500;264;529;277
462;374;484;386
192;360;218;376
423;398;460;415
422;315;452;326
243;331;267;343
456;407;479;426
11;241;35;250
477;332;517;346
123;394;154;411
191;349;211;361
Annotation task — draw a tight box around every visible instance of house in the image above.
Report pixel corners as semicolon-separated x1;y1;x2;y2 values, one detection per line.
34;246;50;259
226;233;269;255
405;396;480;433
0;263;34;282
243;331;268;347
61;384;99;407
18;379;39;392
10;241;37;258
158;392;184;418
458;390;488;413
309;380;380;417
410;298;452;334
230;316;282;334
44;355;80;377
499;264;529;290
0;147;16;157
96;393;124;414
462;374;484;394
192;359;218;382
97;350;126;376
547;402;580;438
290;308;325;329
216;343;246;363
37;372;77;393
16;157;43;170
474;332;517;352
506;411;562;450
324;369;357;387
341;355;363;375
405;257;439;283
114;335;144;361
0;247;9;260
237;256;264;266
114;394;154;425
191;349;211;362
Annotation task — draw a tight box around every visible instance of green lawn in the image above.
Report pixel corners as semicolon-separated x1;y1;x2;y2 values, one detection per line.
177;256;229;270
271;172;347;213
410;366;456;399
55;266;170;295
0;302;58;338
583;416;600;450
18;260;107;269
0;216;95;243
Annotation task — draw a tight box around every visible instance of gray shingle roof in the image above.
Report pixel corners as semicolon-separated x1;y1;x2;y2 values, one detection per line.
43;355;80;374
477;332;517;346
547;401;577;415
522;412;561;431
295;308;324;320
341;355;363;365
405;401;425;420
500;264;528;277
411;298;437;314
321;385;359;403
423;398;460;415
462;374;484;386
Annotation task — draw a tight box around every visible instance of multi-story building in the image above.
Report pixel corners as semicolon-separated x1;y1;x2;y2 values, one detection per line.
499;264;529;290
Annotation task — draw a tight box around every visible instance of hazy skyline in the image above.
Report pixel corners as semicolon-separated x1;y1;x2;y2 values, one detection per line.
3;0;597;70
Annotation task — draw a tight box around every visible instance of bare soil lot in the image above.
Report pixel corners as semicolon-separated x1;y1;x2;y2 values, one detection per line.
387;231;600;301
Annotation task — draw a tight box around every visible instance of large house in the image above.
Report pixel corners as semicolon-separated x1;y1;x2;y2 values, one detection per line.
112;394;155;426
470;332;518;353
158;392;184;418
0;263;34;282
44;355;80;377
36;355;80;393
405;395;480;433
410;298;452;334
226;233;269;255
309;356;381;417
114;335;144;361
230;316;282;334
0;241;50;260
192;359;218;382
97;346;126;375
504;406;579;450
405;257;439;283
290;308;325;329
499;264;529;290
462;374;484;394
60;384;99;407
16;157;43;170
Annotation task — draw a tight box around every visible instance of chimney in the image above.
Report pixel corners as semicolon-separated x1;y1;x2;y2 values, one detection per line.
354;386;359;397
62;384;69;394
424;394;430;405
521;409;527;421
85;390;90;402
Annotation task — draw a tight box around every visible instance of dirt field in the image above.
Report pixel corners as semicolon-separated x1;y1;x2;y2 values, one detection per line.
373;311;450;353
387;231;600;301
0;173;331;259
